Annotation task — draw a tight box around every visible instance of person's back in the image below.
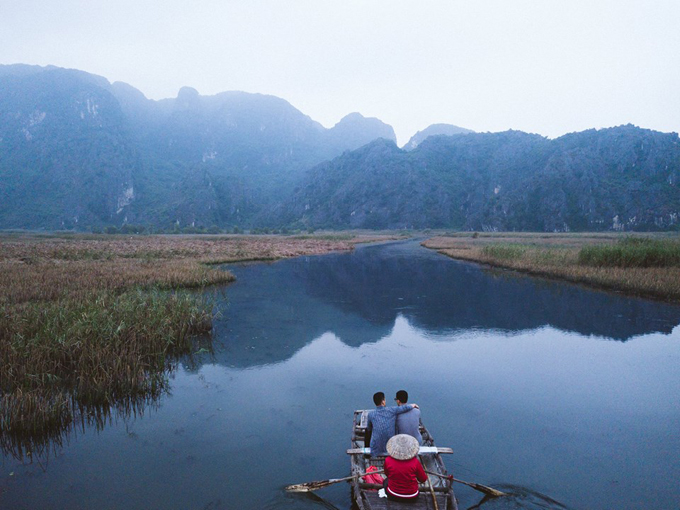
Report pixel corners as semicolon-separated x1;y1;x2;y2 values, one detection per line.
384;434;427;502
365;392;418;457
385;456;427;499
394;390;423;444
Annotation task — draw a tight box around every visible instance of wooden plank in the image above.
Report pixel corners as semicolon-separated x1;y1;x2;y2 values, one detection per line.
347;447;453;455
363;491;448;509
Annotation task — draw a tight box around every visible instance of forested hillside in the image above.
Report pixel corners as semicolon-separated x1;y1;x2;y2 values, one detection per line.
280;127;680;231
0;65;395;229
1;64;678;232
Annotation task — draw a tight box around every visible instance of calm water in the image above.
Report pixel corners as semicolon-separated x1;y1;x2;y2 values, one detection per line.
2;240;680;510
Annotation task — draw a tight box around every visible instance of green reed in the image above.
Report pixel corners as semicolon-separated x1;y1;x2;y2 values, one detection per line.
481;244;528;260
0;289;213;438
578;237;680;268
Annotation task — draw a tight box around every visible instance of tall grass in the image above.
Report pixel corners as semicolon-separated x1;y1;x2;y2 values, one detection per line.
0;290;212;441
423;233;680;301
481;244;527;260
578;238;680;268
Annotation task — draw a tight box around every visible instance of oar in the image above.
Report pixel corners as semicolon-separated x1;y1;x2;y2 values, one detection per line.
426;473;440;510
425;470;506;498
285;469;384;493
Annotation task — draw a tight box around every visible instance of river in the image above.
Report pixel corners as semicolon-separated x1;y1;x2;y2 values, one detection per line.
2;239;679;509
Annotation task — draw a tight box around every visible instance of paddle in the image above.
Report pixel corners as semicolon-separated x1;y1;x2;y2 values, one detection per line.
285;469;384;493
425;470;506;498
425;472;440;510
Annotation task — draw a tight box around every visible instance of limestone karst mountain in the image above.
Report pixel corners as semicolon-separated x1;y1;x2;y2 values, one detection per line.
0;64;395;229
1;64;678;232
279;127;680;231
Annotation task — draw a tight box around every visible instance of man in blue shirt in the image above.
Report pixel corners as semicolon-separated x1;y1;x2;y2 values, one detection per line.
365;391;419;456
395;389;423;444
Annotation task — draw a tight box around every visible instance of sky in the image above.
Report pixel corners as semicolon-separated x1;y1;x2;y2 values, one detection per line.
1;0;679;145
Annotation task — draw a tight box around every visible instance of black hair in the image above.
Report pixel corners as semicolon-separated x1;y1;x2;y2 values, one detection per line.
396;390;408;403
373;392;385;406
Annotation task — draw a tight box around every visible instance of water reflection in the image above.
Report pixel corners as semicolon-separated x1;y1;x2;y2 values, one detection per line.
466;486;570;510
301;241;680;339
213;239;680;368
1;394;161;464
0;343;214;463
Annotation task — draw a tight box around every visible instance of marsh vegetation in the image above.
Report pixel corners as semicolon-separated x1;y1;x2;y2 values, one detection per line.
0;233;373;455
423;233;680;301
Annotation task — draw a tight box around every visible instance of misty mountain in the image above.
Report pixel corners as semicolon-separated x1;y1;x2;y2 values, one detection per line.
1;64;678;232
0;64;395;229
280;127;680;231
403;123;474;150
0;65;140;229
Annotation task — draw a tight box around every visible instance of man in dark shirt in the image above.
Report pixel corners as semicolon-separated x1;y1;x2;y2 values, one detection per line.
365;391;419;456
395;389;423;444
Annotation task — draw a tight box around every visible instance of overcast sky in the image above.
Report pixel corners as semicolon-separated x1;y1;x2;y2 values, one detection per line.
1;0;679;145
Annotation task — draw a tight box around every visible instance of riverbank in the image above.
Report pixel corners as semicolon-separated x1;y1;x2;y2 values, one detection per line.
0;232;395;446
423;233;680;302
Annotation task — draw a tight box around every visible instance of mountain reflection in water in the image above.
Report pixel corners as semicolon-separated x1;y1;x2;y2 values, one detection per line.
213;239;680;368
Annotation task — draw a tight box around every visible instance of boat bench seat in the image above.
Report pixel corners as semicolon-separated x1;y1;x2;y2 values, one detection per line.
347;447;453;455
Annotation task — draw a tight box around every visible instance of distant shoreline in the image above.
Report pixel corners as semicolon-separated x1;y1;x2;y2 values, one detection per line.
422;232;680;303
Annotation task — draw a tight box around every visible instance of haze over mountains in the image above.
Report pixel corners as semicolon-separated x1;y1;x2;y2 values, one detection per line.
1;64;679;232
403;124;474;151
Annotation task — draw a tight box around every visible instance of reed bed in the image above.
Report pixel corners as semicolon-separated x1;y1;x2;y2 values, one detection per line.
0;234;369;306
0;290;212;439
423;233;680;302
0;234;361;262
578;237;680;268
1;258;234;305
481;244;528;260
0;233;366;451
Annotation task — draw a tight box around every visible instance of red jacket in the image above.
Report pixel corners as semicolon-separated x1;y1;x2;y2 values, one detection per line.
384;456;428;498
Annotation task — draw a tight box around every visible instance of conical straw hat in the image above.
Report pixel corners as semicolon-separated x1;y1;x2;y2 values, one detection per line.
386;434;419;460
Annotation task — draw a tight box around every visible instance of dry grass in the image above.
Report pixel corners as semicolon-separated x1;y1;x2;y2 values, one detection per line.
0;234;386;306
423;233;680;302
0;233;376;450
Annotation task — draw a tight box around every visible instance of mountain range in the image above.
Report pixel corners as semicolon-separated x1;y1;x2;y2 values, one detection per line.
282;127;680;231
1;64;678;232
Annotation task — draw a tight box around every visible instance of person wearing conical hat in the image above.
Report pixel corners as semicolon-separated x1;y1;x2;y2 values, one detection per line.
383;434;428;502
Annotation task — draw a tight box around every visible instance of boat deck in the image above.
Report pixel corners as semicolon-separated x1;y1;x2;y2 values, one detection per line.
361;492;449;509
350;409;458;510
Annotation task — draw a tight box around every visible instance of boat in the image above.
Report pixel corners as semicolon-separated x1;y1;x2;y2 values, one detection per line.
349;409;459;509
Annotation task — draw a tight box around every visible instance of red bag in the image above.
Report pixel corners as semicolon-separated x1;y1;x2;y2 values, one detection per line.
362;465;385;489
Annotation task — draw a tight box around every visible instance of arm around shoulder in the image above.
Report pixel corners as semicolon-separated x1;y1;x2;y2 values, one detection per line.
395;404;415;415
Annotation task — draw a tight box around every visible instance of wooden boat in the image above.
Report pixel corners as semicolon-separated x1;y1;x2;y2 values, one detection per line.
349;409;459;510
